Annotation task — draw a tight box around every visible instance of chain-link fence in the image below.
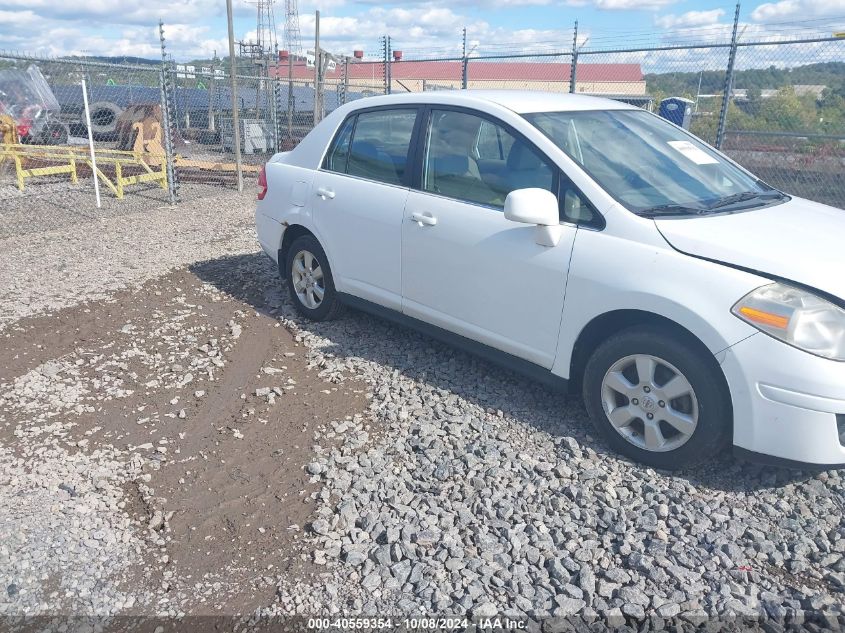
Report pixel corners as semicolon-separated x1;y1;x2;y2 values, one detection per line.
720;38;845;208
2;33;843;212
0;53;174;236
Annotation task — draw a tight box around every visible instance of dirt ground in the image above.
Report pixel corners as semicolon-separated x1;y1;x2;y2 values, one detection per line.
0;254;368;614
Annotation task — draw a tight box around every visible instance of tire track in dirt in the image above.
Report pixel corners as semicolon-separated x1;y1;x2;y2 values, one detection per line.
0;261;369;615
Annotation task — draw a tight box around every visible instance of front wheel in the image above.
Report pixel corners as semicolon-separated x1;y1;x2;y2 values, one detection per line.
284;235;344;321
582;326;731;470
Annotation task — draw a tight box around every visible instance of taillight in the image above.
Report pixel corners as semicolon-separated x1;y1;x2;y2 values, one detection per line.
257;165;268;201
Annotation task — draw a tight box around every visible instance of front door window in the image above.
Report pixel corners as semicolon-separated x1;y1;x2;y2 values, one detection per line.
422;109;555;209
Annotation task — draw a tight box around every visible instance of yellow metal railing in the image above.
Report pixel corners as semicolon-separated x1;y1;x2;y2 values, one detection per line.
0;143;167;199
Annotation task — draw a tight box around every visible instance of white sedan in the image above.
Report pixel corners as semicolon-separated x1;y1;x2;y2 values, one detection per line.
256;90;845;470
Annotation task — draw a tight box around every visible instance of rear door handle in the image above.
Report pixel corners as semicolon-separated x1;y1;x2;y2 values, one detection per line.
411;212;437;227
315;187;335;200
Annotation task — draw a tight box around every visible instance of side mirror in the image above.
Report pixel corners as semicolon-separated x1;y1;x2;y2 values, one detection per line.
504;188;563;247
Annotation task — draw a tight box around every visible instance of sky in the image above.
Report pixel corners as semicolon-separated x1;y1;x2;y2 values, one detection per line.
0;0;842;63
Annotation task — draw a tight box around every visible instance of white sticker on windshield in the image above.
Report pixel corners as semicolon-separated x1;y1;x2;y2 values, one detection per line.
667;140;719;165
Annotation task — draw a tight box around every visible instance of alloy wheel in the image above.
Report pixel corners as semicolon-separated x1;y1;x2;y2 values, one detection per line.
600;354;699;452
291;249;325;310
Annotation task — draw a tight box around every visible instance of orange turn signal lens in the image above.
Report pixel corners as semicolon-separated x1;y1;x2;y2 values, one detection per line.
738;306;789;330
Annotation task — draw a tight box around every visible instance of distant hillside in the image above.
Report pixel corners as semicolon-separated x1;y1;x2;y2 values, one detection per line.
646;62;845;99
68;55;252;70
70;55;160;66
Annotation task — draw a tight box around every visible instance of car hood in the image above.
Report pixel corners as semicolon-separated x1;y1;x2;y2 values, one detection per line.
654;197;845;302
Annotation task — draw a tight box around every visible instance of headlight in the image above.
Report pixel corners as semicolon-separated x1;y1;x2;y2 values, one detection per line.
732;283;845;361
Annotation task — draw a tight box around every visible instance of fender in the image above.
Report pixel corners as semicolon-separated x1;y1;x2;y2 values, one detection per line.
552;227;763;380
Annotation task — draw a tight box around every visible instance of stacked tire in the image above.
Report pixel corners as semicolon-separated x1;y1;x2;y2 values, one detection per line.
87;101;123;141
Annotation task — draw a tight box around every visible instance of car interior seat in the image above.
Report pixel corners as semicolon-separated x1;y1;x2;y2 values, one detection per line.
348;139;400;184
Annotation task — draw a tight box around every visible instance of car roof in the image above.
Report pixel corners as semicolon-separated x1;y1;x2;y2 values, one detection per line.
343;90;638;114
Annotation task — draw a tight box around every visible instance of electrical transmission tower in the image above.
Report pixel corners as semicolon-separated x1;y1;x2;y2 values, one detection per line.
283;0;303;55
239;0;279;60
237;0;279;140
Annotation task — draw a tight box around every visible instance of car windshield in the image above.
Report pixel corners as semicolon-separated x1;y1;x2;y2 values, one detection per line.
525;109;784;217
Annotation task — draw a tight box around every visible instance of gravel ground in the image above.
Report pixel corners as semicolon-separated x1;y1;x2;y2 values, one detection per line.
1;250;366;617
0;183;256;325
1;190;843;628
250;260;845;628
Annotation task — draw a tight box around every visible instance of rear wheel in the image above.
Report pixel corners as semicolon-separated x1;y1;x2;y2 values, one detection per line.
285;235;344;321
582;326;731;470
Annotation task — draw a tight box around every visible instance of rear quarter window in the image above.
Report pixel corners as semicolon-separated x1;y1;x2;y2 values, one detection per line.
323;117;355;173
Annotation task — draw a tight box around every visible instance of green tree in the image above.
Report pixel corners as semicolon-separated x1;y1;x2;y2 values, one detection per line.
745;86;763;117
759;86;809;132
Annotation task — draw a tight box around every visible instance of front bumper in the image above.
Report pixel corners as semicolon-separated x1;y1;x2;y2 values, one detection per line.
722;333;845;467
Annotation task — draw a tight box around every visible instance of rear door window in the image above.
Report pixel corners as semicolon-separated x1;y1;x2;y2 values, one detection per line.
348;109;418;186
322;109;418;187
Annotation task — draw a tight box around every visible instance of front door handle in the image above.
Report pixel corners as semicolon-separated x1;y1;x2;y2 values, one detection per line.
411;212;437;227
315;187;335;200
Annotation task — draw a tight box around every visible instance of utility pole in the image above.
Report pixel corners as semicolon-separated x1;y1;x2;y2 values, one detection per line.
715;2;741;150
226;0;243;192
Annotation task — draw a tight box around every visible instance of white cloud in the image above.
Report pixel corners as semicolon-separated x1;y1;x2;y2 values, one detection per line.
573;0;677;10
0;0;243;59
1;0;840;65
0;0;232;25
655;8;725;29
298;6;488;57
750;0;845;23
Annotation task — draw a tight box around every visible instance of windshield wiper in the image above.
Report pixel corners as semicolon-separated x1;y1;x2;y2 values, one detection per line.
706;190;786;210
638;203;705;218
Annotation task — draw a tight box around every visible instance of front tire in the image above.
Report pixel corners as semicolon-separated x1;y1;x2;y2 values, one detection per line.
285;235;344;321
582;326;731;470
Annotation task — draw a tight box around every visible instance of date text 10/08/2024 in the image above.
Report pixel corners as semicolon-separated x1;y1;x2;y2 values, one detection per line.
307;617;528;630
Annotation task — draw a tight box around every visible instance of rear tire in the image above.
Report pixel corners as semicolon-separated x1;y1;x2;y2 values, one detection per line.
582;326;731;470
284;235;344;321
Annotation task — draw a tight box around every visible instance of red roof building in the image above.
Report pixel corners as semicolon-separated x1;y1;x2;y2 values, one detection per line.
271;60;646;97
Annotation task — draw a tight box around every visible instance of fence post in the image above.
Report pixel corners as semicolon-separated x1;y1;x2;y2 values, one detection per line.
569;21;578;94
461;28;469;90
341;57;349;105
715;2;741;150
158;22;178;205
272;76;281;152
288;52;294;144
387;36;393;95
382;36;391;95
314;10;322;125
208;55;217;133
